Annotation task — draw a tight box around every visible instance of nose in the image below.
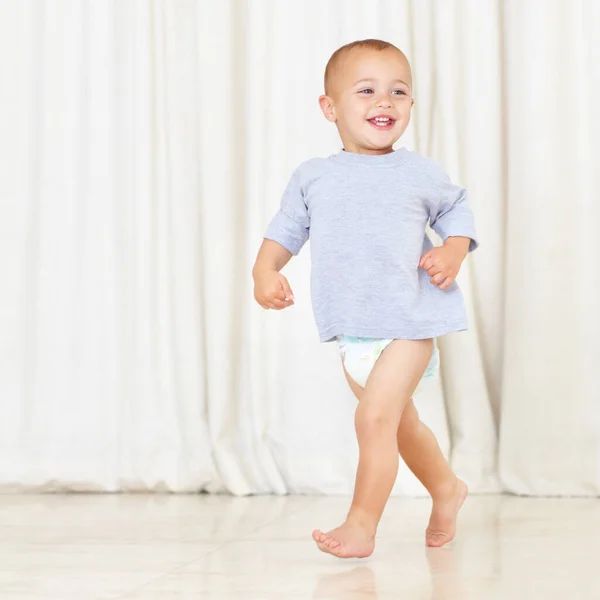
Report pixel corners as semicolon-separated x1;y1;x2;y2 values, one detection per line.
375;95;393;108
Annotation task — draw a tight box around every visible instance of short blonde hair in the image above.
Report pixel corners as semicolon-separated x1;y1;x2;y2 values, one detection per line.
324;39;406;95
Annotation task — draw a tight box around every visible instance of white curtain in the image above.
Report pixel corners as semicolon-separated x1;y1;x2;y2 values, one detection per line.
499;0;600;495
0;0;597;496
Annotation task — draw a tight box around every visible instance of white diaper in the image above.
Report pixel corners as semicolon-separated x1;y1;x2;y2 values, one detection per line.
336;335;439;393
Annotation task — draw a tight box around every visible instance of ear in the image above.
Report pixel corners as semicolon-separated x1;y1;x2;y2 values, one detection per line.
318;95;337;122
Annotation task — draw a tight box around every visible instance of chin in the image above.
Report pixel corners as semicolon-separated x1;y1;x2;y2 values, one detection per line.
367;137;401;149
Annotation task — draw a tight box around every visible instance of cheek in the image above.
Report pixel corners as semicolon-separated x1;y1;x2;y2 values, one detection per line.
396;98;413;113
340;108;365;128
352;105;370;123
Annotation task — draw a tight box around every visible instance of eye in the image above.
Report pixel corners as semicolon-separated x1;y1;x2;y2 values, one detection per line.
393;89;407;96
359;88;374;94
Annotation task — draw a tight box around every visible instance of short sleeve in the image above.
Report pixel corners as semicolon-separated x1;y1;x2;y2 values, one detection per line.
264;168;310;255
427;172;479;252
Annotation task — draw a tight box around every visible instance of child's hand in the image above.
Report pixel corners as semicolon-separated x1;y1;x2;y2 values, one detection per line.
419;237;471;291
253;269;295;310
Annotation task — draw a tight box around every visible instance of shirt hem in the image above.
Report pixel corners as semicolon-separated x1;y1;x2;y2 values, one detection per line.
317;321;468;343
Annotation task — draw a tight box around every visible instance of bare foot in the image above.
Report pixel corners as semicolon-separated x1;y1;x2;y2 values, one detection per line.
312;522;375;559
426;478;468;547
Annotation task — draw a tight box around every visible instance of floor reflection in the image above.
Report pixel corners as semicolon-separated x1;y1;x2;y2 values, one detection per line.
313;565;378;600
311;547;469;600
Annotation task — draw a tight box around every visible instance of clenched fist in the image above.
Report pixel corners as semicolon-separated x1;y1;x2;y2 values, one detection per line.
253;269;295;310
419;236;471;291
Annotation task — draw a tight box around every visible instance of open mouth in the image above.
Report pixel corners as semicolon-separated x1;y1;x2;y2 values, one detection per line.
367;116;396;130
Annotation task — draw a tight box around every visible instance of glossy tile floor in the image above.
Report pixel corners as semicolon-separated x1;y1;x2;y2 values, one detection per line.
0;493;599;599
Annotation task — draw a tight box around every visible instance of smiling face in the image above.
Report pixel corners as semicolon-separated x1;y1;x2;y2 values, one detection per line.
319;47;414;155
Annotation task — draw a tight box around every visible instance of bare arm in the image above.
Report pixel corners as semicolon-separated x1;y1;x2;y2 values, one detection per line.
252;239;295;310
252;239;293;276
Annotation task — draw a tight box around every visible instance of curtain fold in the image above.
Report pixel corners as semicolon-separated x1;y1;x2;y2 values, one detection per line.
498;0;600;495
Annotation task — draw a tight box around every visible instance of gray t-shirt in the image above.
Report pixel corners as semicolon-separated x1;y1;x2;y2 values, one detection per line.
264;148;479;343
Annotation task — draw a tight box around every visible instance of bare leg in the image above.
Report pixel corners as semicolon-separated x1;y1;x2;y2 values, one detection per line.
312;338;433;558
343;364;468;547
396;399;468;546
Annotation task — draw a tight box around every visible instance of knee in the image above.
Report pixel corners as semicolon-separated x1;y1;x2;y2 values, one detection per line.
355;405;399;439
